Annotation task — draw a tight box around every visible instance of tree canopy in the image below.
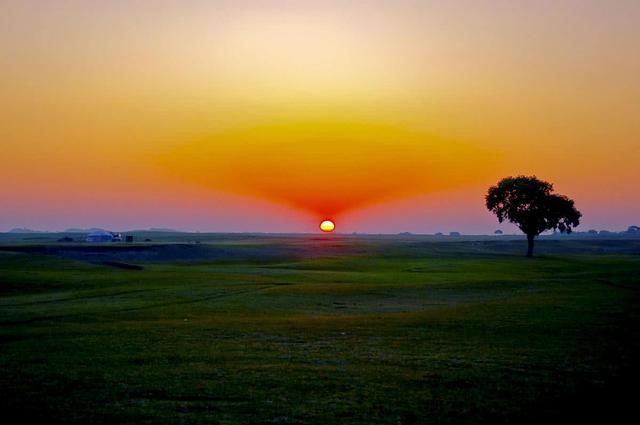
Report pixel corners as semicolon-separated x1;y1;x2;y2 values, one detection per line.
486;176;581;256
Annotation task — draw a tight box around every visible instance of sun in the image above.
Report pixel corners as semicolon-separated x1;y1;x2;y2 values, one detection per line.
319;219;335;232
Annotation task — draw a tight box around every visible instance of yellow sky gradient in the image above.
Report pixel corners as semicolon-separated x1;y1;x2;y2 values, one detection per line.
1;1;638;232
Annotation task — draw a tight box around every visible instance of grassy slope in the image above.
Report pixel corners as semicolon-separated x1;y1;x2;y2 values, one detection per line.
0;238;639;424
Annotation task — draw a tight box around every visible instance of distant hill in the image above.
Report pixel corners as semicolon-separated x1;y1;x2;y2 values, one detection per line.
64;227;182;233
126;228;182;233
8;228;45;233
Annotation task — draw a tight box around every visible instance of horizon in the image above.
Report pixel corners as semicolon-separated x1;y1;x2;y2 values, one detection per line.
3;225;637;236
1;1;639;234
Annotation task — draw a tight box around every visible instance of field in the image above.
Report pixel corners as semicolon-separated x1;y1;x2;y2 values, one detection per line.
1;234;639;424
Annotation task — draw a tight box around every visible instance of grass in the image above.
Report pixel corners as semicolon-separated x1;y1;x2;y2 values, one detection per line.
0;236;639;424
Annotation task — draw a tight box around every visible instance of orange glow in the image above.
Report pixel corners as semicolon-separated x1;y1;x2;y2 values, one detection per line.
157;121;497;219
0;2;639;232
320;220;335;232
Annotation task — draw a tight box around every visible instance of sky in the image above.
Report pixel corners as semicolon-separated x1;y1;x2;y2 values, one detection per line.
1;0;639;234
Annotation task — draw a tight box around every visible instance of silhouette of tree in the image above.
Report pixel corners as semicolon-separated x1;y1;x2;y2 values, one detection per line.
485;176;581;257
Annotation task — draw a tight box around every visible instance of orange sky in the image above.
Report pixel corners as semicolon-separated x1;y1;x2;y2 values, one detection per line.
1;1;639;233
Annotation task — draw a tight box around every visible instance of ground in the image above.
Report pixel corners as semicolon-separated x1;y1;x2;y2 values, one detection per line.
1;234;639;424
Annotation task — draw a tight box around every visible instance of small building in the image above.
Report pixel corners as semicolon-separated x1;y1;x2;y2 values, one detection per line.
86;230;115;243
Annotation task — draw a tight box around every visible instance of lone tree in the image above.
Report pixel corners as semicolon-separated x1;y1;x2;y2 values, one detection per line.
486;176;581;257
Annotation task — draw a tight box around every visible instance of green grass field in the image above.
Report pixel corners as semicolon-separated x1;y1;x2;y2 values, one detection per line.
1;236;639;424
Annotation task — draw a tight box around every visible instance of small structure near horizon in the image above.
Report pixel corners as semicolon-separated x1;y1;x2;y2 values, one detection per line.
85;231;121;243
449;231;461;236
494;230;503;235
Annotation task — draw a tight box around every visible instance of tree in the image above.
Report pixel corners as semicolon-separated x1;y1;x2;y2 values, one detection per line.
627;225;640;234
485;176;581;257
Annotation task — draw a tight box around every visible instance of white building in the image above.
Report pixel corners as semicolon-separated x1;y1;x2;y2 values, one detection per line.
85;230;115;242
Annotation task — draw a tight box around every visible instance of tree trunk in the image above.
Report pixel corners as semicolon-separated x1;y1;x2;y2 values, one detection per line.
526;233;535;257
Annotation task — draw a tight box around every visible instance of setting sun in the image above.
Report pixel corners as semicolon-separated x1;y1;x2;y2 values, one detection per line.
319;220;335;233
